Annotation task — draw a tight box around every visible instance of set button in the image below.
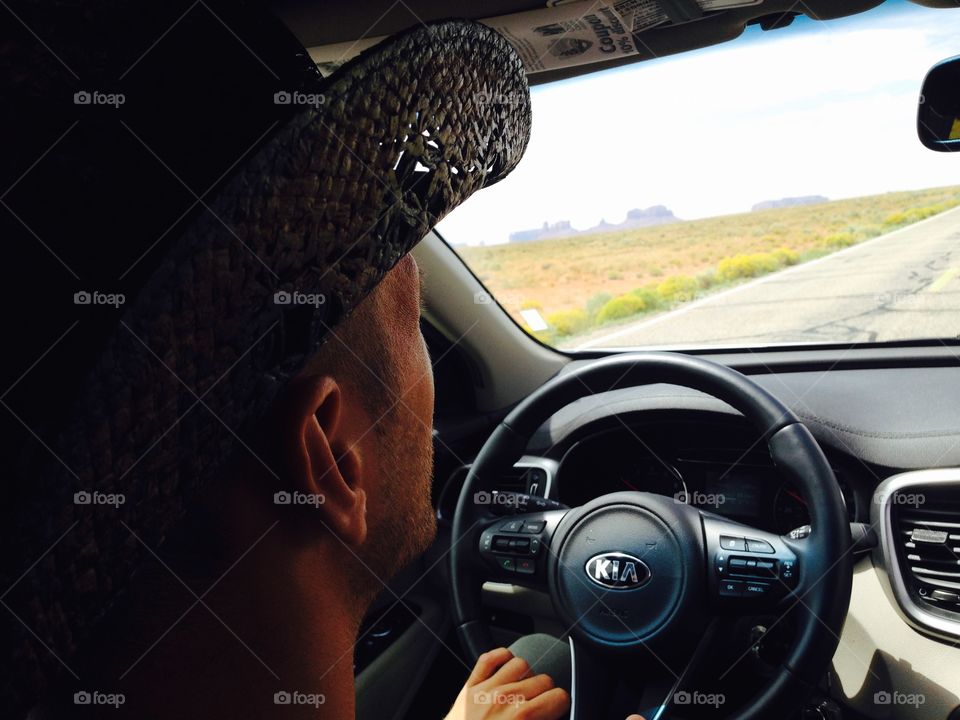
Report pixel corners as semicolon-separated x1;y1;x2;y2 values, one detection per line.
780;559;796;583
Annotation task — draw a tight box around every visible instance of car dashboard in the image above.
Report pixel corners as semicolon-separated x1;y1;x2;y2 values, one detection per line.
554;420;860;536
429;362;960;720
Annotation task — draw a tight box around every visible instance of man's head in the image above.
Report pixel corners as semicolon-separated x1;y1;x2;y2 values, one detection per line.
65;255;439;717
197;253;437;622
263;253;437;608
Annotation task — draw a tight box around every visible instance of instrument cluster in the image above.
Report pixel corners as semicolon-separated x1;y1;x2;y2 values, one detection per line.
556;423;856;534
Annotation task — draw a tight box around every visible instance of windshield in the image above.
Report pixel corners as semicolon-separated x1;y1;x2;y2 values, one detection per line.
437;1;960;350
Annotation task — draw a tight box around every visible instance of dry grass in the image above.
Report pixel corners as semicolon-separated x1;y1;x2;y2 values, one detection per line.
455;185;960;340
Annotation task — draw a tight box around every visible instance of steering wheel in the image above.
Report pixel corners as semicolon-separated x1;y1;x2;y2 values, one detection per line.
450;352;852;720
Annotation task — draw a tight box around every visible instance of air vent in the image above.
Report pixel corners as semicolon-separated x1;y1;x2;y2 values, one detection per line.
874;470;960;640
436;458;556;523
495;465;550;496
893;490;960;605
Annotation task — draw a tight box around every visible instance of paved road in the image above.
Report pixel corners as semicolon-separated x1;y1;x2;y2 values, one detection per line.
574;206;960;349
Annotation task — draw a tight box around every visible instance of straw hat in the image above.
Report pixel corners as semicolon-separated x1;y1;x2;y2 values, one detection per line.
0;2;531;714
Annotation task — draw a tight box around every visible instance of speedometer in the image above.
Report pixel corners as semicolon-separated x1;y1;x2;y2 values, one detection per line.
617;461;687;501
774;484;810;534
774;478;855;534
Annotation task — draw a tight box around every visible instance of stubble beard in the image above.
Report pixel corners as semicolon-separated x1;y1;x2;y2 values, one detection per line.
345;411;437;613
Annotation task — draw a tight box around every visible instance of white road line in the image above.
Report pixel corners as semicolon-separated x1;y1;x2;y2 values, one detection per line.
572;204;960;350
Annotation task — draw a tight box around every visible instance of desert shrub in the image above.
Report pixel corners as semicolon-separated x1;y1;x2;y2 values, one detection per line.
820;232;856;249
656;275;698;303
586;292;613;317
607;271;623;280
716;253;779;282
520;299;543;311
883;211;907;225
716;256;747;281
630;287;661;310
697;270;719;290
773;247;800;266
596;294;646;323
899;205;945;224
546;308;589;337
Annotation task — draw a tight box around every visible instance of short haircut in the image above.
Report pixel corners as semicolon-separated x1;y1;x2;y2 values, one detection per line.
302;289;397;428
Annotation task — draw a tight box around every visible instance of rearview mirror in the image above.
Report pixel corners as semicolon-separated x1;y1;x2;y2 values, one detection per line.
918;55;960;152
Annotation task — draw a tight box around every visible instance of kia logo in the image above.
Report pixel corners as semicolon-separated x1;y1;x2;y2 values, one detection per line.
585;552;650;590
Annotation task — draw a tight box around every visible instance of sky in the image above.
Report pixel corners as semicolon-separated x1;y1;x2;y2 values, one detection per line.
436;1;960;246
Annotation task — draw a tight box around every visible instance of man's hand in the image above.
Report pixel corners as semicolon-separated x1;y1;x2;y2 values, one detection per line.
445;647;569;719
444;647;647;720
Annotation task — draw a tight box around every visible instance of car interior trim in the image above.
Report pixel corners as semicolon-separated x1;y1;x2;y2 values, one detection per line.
873;468;960;642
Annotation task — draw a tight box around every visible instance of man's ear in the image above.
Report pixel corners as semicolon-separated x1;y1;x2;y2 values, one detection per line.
273;374;367;547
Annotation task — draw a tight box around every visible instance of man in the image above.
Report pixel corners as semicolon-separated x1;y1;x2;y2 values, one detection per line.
19;254;572;719
2;3;642;718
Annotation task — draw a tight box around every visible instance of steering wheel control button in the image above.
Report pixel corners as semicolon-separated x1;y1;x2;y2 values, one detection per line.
720;579;744;597
744;582;772;597
746;538;775;554
720;535;747;551
780;559;797;583
722;554;784;579
477;509;566;581
480;531;494;552
705;516;801;605
516;558;536;574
